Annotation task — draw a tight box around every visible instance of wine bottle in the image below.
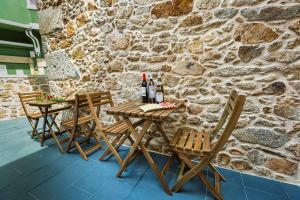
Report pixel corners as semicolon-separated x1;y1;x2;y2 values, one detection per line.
155;72;164;103
140;73;148;103
148;73;156;103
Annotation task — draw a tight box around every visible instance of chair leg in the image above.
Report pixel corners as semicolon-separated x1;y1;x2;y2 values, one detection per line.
101;132;124;166
99;134;122;161
162;153;176;174
50;129;64;154
177;161;185;182
75;141;88;160
67;131;76;153
174;153;223;200
29;118;39;138
49;114;59;131
209;163;226;181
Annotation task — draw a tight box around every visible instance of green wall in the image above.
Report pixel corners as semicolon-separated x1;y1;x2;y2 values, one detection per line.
0;46;31;57
0;0;38;25
0;62;31;75
0;46;33;76
0;0;42;76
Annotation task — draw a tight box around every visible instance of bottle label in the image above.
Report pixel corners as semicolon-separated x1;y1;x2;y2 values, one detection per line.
140;87;146;96
156;92;163;103
148;85;155;98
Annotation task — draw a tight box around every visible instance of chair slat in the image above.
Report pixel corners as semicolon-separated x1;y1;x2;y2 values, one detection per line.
104;121;127;134
193;131;203;153
19;91;41;96
170;129;182;147
21;94;41;99
202;131;210;152
113;123;128;134
22;97;39;103
177;129;189;149
185;130;195;150
93;99;111;106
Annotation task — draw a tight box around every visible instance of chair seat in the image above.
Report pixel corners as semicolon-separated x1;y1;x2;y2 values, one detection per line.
28;112;43;119
170;128;211;156
61;115;93;128
103;121;129;135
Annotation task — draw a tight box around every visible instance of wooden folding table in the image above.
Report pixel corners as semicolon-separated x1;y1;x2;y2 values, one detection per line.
28;100;71;153
106;101;185;195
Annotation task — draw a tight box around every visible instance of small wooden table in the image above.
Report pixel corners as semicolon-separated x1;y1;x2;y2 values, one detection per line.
106;101;185;195
28;100;71;153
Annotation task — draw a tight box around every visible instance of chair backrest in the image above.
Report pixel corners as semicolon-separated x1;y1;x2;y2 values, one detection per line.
18;91;43;116
210;90;246;158
71;91;118;133
88;91;120;121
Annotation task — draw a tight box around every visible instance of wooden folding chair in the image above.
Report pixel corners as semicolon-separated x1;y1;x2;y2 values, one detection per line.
85;92;142;167
163;90;246;200
61;92;102;160
18;91;59;138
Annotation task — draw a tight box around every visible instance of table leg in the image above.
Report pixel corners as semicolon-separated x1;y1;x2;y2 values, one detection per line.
40;106;64;154
140;143;172;195
117;118;172;195
116;118;151;177
50;128;65;154
40;106;48;146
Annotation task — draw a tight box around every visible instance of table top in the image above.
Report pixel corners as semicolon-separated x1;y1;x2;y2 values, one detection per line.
107;101;185;120
28;98;75;107
28;100;58;107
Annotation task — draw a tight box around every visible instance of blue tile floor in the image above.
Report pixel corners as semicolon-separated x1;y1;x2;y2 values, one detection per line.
0;118;299;200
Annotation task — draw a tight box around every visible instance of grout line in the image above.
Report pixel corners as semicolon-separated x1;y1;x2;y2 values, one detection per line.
204;167;208;200
28;191;40;200
216;165;300;187
280;182;291;200
240;173;249;200
72;184;93;196
125;167;148;200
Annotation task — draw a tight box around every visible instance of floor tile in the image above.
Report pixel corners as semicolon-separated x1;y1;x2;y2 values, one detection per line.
245;186;288;200
89;178;135;200
29;160;93;199
205;167;247;200
242;173;288;198
282;182;300;200
53;185;92;200
0;165;24;190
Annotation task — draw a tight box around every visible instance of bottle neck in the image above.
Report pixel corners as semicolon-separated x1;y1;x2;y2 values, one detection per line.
149;73;153;80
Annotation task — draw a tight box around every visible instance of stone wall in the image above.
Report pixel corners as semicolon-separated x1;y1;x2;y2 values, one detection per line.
37;0;300;184
0;76;50;120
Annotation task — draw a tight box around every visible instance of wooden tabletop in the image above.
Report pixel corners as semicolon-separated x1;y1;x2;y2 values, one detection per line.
28;100;59;107
28;97;75;107
107;101;185;120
